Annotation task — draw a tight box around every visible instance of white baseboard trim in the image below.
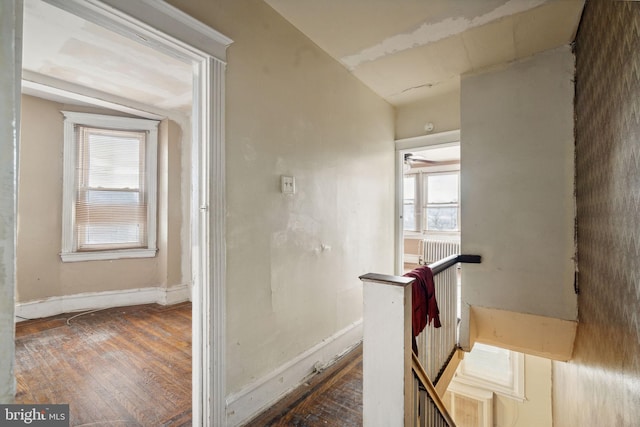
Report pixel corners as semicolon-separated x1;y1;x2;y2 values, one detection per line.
225;319;363;427
15;284;190;322
162;283;192;305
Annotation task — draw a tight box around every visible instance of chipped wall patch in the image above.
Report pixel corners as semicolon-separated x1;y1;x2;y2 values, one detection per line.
341;0;549;70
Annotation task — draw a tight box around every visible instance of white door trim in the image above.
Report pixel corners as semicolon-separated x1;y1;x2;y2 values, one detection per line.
26;1;231;425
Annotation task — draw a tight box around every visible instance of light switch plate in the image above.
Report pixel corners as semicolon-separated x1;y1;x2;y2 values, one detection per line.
281;175;295;194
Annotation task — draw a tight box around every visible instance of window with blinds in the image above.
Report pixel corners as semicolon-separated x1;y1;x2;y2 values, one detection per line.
76;126;147;250
61;112;159;262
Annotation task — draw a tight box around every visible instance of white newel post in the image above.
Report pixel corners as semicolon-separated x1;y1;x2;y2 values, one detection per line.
360;273;414;427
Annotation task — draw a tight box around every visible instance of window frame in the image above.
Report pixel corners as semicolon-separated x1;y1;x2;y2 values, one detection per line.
403;165;460;235
452;343;526;401
60;111;159;262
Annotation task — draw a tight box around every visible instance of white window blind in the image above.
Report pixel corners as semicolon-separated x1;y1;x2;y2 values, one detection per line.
76;126;147;251
61;112;159;262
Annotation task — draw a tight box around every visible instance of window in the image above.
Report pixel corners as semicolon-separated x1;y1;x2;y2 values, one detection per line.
425;173;459;231
61;112;159;262
403;174;418;231
403;169;460;233
452;343;525;401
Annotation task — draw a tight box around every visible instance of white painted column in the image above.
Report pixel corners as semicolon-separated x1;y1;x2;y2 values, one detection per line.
361;273;414;427
0;0;22;403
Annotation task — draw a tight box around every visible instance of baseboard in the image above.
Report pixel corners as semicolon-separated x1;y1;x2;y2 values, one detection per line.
162;283;192;305
225;319;363;427
15;284;190;322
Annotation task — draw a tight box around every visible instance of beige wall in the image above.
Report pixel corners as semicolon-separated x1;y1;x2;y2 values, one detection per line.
460;46;577;353
167;0;395;394
16;95;185;302
495;354;552;427
395;86;461;140
157;119;185;290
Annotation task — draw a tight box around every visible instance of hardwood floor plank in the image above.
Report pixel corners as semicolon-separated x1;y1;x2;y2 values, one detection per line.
16;302;364;426
247;344;363;427
14;303;192;427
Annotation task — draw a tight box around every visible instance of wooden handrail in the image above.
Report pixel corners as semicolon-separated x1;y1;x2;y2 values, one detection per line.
430;254;481;276
411;351;457;427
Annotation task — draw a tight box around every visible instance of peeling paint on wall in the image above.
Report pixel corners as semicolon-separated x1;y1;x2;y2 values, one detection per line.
340;0;548;70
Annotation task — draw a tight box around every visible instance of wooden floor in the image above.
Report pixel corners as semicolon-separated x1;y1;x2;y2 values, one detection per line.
14;302;192;427
247;344;363;427
15;302;364;427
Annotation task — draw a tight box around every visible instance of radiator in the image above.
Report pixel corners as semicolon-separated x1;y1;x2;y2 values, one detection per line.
420;239;460;265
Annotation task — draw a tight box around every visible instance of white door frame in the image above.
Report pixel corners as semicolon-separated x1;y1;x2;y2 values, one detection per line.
17;1;232;425
394;130;461;275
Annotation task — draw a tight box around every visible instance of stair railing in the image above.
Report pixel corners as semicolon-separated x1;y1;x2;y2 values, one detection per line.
360;254;480;427
410;351;456;427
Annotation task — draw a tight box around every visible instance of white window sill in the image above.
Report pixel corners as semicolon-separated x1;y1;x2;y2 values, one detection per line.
60;248;157;262
404;231;461;240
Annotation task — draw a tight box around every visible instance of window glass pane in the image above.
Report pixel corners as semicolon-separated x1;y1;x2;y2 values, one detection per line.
404;175;417;231
404;203;416;230
404;175;416;199
462;343;513;386
426;207;458;231
87;133;141;189
427;174;458;203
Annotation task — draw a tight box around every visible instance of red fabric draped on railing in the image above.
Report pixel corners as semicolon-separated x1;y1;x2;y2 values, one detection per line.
404;265;441;355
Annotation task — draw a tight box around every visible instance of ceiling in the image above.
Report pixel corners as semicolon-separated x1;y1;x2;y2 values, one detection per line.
265;0;585;106
21;0;585;113
402;145;461;169
21;0;193;115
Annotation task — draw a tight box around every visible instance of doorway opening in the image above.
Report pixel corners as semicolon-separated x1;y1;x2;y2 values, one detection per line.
395;131;461;275
13;0;230;424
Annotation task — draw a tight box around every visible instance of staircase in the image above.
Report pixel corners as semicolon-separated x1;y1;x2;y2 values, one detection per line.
360;254;480;427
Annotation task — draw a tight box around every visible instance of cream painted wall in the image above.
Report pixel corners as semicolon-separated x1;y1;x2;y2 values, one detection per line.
0;0;21;403
395;87;461;140
16;95;185;302
495;354;552;427
157;119;185;290
167;0;395;394
460;46;577;351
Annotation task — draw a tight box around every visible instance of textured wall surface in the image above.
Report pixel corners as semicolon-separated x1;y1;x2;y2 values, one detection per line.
460;46;577;354
552;2;640;426
167;0;395;396
0;0;20;403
